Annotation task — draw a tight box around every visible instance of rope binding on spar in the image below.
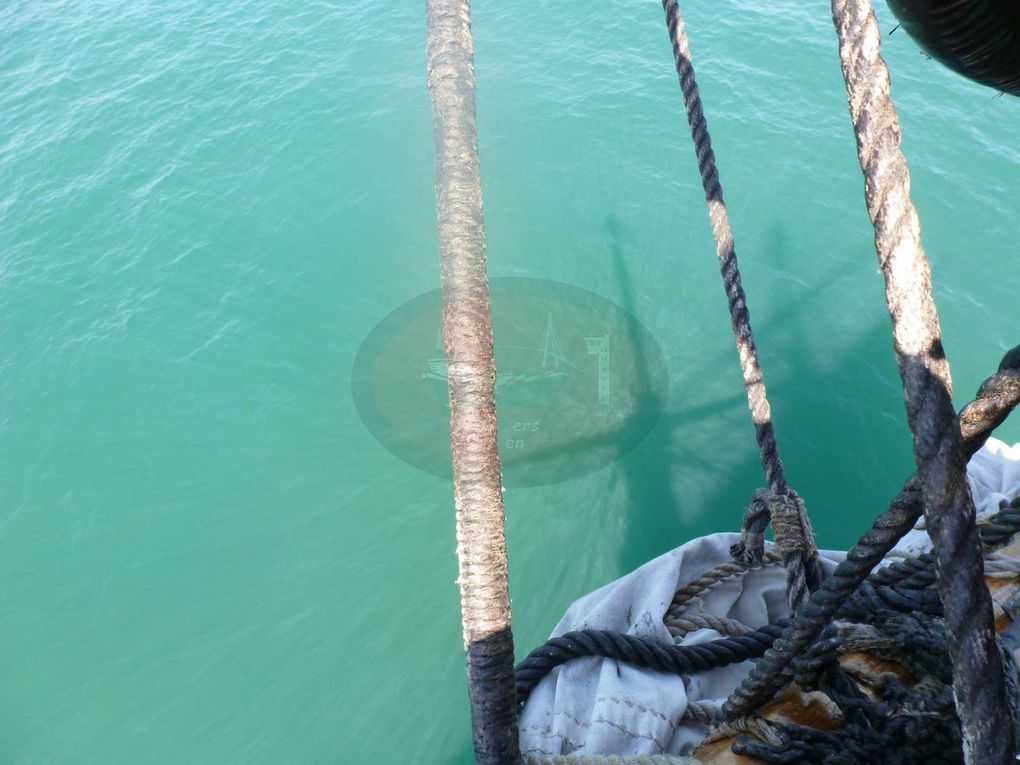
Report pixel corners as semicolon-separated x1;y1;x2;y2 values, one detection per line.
422;0;1020;763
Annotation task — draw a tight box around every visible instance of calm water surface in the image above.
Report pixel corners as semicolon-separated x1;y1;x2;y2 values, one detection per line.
1;1;1018;762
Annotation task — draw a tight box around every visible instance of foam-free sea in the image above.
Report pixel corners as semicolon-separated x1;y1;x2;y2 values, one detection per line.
1;1;1018;762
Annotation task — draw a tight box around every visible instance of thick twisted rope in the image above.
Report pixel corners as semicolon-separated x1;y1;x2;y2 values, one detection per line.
830;1;1012;760
724;351;1020;721
870;505;1020;591
515;623;788;706
983;496;1020;549
666;613;753;639
523;756;700;765
682;701;722;726
659;0;820;611
665;549;781;620
425;2;519;763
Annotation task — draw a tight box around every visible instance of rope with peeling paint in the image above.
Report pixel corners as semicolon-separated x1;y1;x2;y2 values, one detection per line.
425;1;519;763
659;0;821;612
829;0;1012;760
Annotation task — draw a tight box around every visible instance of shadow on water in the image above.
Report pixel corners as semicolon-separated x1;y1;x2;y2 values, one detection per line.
440;217;1000;761
606;214;705;573
496;210;920;566
489;216;900;573
606;214;913;571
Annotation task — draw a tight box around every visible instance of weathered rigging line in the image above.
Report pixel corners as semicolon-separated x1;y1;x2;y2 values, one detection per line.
424;1;519;763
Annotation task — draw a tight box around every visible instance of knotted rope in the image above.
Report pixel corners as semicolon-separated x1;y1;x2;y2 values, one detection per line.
723;365;1020;718
659;0;820;613
723;3;1020;758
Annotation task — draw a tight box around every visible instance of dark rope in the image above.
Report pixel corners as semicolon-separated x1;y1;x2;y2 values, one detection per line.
723;347;1020;719
515;622;788;707
831;1;1013;758
866;495;1020;593
741;612;961;763
983;496;1020;549
659;0;820;612
735;673;963;764
516;500;1020;752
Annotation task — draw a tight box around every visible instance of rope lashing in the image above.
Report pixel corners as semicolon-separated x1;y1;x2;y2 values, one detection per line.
658;0;821;611
514;622;789;707
831;0;1012;760
766;489;819;611
723;347;1020;721
424;1;519;763
730;495;770;565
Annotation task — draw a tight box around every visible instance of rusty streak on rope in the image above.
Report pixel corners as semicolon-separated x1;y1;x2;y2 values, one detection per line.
425;2;519;763
831;0;1013;761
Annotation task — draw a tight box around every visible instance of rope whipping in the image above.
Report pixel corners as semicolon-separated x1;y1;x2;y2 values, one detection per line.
659;0;821;611
830;0;1012;760
424;2;519;762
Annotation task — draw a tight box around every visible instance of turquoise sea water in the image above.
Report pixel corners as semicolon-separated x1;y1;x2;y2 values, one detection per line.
1;1;1019;762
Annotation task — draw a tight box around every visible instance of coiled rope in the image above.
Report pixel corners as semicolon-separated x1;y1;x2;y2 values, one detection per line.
723;351;1020;722
659;0;820;612
522;756;700;765
515;622;788;706
516;498;1020;704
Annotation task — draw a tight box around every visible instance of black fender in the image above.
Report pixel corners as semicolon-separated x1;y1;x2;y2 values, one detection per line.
887;0;1020;96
